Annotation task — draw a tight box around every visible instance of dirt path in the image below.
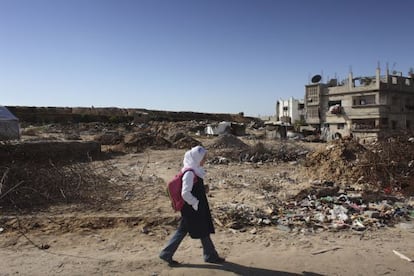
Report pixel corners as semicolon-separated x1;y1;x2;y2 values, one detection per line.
1;225;413;275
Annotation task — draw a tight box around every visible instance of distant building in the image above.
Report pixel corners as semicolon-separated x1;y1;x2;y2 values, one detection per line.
276;97;305;124
305;66;414;142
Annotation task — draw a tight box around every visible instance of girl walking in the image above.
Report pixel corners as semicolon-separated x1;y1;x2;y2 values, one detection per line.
159;145;225;266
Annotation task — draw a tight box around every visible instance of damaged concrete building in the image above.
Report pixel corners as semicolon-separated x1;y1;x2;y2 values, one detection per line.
305;67;414;142
276;97;305;125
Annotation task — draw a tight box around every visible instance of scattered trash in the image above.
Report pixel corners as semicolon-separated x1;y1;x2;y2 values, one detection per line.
351;220;366;231
393;250;413;262
311;247;342;255
40;244;50;250
249;228;257;234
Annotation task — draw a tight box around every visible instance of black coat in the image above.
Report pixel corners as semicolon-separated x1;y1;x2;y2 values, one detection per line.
181;176;215;239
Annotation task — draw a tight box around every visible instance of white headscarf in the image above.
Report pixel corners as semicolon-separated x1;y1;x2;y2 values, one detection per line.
182;145;207;179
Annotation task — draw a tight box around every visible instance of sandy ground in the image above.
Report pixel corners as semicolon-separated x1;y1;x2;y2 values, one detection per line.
1;225;414;276
1;142;414;276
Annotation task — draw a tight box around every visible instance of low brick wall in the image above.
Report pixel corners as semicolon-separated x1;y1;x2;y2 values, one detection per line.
6;106;259;124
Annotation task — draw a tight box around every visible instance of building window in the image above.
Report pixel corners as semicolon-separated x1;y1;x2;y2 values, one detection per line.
337;123;345;129
307;106;319;118
353;95;375;106
405;79;411;86
407;120;411;129
392;77;398;84
391;120;397;129
352;119;376;130
380;118;389;128
306;86;319;103
406;97;414;111
328;100;342;107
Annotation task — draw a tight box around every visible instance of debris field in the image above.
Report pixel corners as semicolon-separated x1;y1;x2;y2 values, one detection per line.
1;121;412;236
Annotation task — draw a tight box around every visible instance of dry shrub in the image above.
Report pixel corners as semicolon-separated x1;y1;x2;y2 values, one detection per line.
0;160;114;211
358;137;414;194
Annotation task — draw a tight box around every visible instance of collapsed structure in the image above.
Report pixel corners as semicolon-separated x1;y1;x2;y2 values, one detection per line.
305;67;414;142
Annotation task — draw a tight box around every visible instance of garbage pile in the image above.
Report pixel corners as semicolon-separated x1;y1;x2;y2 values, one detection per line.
213;181;414;233
214;203;271;230
276;182;414;232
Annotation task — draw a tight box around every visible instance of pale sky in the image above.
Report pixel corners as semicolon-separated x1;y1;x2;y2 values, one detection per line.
1;0;414;117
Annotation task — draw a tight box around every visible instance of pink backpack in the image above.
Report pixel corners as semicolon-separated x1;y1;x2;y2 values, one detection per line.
166;169;197;212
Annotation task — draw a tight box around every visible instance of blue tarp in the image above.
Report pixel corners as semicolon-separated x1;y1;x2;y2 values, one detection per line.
0;106;20;140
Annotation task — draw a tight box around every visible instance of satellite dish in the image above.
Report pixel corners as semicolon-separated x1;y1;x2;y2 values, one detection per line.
311;75;322;83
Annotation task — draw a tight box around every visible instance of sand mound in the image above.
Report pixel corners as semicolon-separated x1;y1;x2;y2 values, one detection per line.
208;134;249;150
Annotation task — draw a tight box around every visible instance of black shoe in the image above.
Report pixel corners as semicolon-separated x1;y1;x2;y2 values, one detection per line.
205;256;226;264
160;256;180;267
167;259;180;267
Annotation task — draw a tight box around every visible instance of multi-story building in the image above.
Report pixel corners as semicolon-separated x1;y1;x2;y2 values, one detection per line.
276;97;305;124
305;67;414;142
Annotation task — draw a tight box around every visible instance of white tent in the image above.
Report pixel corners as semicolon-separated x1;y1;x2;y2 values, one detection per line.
0;106;20;140
216;121;232;134
205;121;232;136
205;124;217;135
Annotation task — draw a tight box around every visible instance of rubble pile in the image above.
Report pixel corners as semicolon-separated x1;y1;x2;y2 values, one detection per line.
208;134;250;150
122;130;201;152
207;134;250;161
93;121;205;152
154;121;205;135
240;142;309;163
167;132;201;149
123;131;172;151
304;139;367;184
304;138;414;196
208;136;309;163
95;131;124;145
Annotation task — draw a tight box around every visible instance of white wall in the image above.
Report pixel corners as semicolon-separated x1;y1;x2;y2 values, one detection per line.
276;97;304;123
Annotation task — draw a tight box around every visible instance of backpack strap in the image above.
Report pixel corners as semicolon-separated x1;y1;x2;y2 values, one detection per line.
181;168;198;183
